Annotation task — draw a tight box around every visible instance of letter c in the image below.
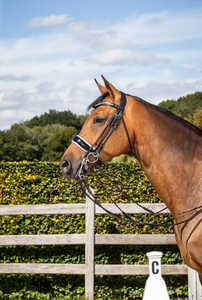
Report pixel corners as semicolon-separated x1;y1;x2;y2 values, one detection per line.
152;261;159;274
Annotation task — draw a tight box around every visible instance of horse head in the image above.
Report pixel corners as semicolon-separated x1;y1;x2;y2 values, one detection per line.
60;76;133;181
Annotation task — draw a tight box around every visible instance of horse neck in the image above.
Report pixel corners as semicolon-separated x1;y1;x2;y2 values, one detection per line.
127;97;202;215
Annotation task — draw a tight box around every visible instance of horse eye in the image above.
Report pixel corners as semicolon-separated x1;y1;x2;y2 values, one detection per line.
93;116;105;125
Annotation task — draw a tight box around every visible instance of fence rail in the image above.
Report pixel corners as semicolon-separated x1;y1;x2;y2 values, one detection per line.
0;263;188;275
0;202;170;215
0;233;176;246
0;193;187;300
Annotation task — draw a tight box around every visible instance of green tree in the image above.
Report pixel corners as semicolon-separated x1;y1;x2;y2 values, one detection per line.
25;115;40;128
158;99;178;113
42;126;78;161
31;124;66;159
78;114;89;127
2;124;38;161
25;109;86;130
184;109;202;129
0;130;6;161
158;91;202;118
1;124;66;161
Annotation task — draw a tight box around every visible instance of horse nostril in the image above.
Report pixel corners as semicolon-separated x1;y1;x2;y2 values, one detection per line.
60;158;72;174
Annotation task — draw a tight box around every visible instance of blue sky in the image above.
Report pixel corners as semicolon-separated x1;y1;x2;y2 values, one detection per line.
1;0;202;130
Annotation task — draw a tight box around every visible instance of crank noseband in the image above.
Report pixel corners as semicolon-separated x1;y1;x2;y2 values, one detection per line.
72;135;95;153
72;135;100;181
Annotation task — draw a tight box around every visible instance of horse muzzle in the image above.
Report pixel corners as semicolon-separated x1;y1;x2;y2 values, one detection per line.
60;135;101;181
60;157;73;177
60;153;94;181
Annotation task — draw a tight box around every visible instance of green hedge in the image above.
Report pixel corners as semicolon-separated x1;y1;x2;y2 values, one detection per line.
0;162;187;299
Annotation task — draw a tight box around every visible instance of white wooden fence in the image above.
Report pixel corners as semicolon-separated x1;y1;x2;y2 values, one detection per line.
0;192;188;300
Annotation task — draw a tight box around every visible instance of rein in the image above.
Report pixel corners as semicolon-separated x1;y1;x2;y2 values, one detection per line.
72;92;202;227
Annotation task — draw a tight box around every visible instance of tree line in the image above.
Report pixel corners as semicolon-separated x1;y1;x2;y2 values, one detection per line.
158;91;202;129
158;91;202;119
1;90;202;162
0;110;88;162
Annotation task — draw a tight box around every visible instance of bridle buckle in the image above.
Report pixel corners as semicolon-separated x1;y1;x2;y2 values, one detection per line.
85;152;99;164
78;151;100;180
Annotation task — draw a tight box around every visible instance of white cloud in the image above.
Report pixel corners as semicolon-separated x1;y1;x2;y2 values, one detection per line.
2;89;30;103
89;49;170;66
26;14;71;27
1;9;202;129
183;64;202;74
115;10;202;44
0;109;34;129
0;33;80;63
126;79;202;104
0;74;32;82
100;39;135;50
66;20;97;32
68;80;98;103
35;81;70;94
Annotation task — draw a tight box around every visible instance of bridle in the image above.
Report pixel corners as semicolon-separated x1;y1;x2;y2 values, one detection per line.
72;92;134;181
71;92;202;227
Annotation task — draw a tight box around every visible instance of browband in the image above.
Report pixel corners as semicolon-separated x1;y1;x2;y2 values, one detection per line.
93;102;119;109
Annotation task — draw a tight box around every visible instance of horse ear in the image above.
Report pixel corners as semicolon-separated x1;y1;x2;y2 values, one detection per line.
101;75;121;104
94;79;108;95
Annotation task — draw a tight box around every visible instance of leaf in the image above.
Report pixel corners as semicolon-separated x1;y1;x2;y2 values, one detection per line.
24;219;31;226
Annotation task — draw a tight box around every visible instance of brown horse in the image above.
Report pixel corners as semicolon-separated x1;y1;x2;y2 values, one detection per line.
60;76;202;283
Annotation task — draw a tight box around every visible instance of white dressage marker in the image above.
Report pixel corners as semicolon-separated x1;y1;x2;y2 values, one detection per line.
143;251;170;300
188;267;202;300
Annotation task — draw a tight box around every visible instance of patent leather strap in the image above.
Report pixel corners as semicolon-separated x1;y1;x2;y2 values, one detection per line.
72;135;95;153
93;102;119;109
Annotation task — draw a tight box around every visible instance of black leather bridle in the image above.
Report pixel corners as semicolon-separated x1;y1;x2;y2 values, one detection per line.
72;92;133;181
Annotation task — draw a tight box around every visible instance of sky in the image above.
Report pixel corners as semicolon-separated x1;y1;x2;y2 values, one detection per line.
1;0;202;130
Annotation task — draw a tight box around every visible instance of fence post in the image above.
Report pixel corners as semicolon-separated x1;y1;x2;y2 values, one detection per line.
85;188;95;300
143;251;170;300
188;267;202;300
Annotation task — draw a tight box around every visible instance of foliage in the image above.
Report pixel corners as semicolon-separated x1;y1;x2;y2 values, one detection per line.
184;109;202;129
42;126;78;161
158;91;202;118
0;109;89;162
0;161;188;299
0;130;6;161
158;99;179;114
111;154;137;164
1;123;40;162
0;124;75;162
24;109;88;130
